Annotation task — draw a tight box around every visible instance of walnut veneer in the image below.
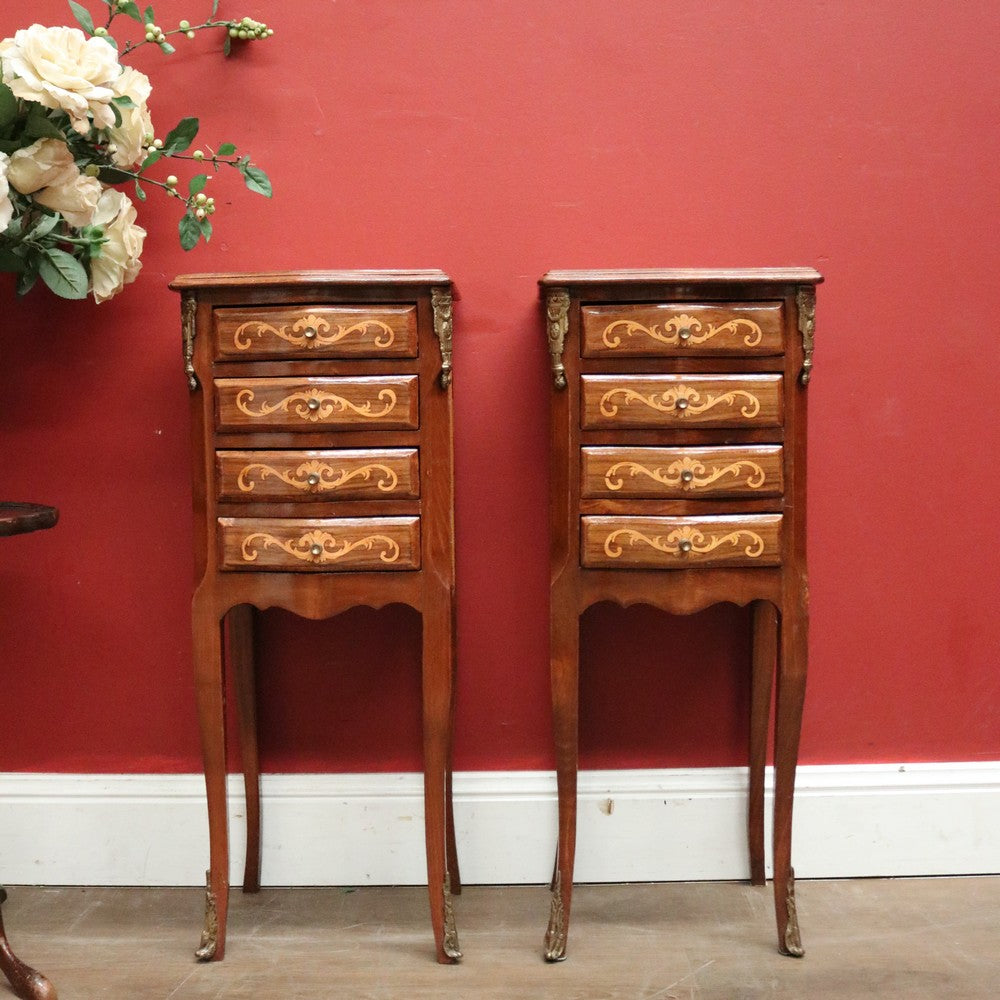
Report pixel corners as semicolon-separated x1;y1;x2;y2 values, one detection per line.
171;271;460;964
541;268;822;960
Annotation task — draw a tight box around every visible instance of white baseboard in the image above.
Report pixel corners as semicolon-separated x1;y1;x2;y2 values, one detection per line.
1;764;998;887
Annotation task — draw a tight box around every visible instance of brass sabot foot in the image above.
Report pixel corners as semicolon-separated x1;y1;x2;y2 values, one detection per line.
442;874;462;961
543;876;567;962
779;868;805;958
194;872;219;961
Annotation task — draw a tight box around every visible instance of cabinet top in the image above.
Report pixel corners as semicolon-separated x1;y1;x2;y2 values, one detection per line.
539;268;823;287
169;269;453;291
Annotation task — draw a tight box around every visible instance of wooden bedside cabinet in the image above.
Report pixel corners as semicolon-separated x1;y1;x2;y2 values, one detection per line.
541;268;822;960
171;271;461;964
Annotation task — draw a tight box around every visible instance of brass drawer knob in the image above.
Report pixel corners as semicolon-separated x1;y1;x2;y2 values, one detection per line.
303;326;318;340
307;398;321;411
306;473;320;487
309;544;323;557
675;398;689;412
677;539;693;553
680;469;694;484
678;327;692;342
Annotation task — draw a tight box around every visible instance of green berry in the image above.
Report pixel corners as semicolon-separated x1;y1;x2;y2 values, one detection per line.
179;19;190;29
195;192;208;205
166;175;178;187
192;150;205;161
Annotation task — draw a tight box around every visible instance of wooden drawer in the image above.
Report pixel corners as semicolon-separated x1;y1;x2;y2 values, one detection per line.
214;304;418;359
581;374;782;430
215;376;419;432
581;514;782;569
218;516;420;571
217;449;419;502
582;302;783;358
582;445;783;499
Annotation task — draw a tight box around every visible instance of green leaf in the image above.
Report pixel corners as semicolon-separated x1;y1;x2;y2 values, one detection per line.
38;248;89;299
69;1;96;36
212;0;220;16
143;5;155;25
28;212;61;241
223;35;231;57
17;257;40;296
216;142;236;156
188;174;208;196
159;40;176;55
0;247;25;272
98;33;118;49
113;95;136;109
109;100;123;128
134;180;146;201
178;212;201;251
119;1;142;21
140;149;161;169
198;217;212;242
240;164;272;198
24;106;65;140
97;166;135;184
0;83;18;129
162;117;199;153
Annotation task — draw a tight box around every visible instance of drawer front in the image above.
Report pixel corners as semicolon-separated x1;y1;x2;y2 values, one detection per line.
582;514;782;569
582;302;783;358
581;374;782;430
217;449;419;502
214;305;418;359
218;516;420;571
582;445;783;499
215;376;419;432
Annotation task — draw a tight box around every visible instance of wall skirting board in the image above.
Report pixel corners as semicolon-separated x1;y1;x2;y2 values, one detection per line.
1;764;998;887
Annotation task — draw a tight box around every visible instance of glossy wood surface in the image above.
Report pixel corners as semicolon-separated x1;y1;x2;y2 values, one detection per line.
174;271;460;965
214;376;419;432
581;374;783;430
543;268;820;961
581;445;783;499
216;449;420;502
214;304;419;360
581;514;782;569
218;516;420;572
582;303;784;357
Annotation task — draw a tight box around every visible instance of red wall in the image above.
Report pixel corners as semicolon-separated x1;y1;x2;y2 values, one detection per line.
2;0;998;774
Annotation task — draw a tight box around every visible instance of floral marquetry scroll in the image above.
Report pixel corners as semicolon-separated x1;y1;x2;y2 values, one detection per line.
582;445;784;499
582;374;783;429
581;515;782;569
213;305;419;359
582;302;784;358
217;516;420;571
215;376;419;432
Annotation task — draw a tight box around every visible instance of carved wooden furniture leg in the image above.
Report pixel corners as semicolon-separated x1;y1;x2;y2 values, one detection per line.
192;591;229;961
749;600;777;885
444;602;461;895
228;604;261;893
422;594;461;963
772;587;808;957
0;891;57;1000
545;602;579;962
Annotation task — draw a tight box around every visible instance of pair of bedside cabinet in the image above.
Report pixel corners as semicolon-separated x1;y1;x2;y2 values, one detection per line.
172;267;821;965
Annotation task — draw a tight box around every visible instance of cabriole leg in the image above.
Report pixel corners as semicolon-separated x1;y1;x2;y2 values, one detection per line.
0;890;57;1000
192;593;229;961
749;600;777;885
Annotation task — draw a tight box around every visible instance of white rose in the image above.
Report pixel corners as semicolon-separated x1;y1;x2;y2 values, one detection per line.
89;188;146;303
7;138;78;195
33;171;102;228
0;24;119;134
0;152;13;232
109;67;154;168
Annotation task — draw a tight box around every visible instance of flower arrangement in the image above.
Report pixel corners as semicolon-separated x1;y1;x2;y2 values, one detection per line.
0;1;272;302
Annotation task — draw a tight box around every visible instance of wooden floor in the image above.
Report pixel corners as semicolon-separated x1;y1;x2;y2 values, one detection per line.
3;877;998;999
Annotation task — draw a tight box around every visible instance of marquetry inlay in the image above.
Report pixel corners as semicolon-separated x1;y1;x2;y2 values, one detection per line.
603;525;767;559
604;457;767;492
240;529;402;565
235;387;398;422
599;384;761;419
232;314;396;352
602;314;764;350
237;460;399;494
